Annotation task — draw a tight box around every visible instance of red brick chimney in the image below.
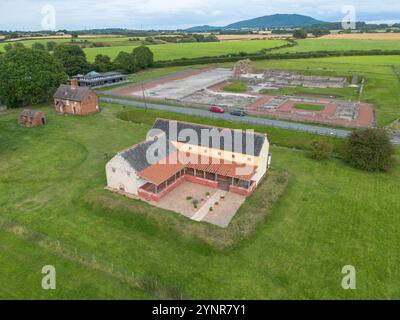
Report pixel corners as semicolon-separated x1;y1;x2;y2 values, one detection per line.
71;79;78;89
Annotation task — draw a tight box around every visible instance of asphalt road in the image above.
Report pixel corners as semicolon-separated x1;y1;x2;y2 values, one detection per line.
101;97;400;145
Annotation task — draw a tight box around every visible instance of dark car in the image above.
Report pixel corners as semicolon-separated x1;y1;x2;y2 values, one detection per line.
230;108;247;117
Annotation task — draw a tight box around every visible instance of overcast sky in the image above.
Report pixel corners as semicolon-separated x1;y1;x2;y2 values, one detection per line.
1;0;400;31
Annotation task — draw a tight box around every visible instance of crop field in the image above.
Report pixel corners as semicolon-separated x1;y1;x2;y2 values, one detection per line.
83;39;288;62
0;103;399;299
272;38;400;53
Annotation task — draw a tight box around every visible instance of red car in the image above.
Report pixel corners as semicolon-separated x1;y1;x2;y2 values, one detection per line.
210;106;225;113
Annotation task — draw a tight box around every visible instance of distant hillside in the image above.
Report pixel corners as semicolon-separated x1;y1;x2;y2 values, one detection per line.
185;25;221;32
186;14;325;32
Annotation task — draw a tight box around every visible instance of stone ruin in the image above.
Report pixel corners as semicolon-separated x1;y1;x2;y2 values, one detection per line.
233;59;253;79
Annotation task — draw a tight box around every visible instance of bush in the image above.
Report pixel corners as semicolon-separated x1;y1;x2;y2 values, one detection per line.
345;129;395;172
309;140;334;160
293;29;308;39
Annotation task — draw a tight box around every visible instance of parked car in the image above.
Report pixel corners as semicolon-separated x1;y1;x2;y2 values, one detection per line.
210;106;225;113
230;108;247;117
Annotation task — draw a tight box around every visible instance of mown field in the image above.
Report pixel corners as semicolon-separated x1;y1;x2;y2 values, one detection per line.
0;101;399;299
83;39;288;62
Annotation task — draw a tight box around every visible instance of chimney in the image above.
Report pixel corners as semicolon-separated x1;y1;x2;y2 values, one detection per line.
71;79;78;89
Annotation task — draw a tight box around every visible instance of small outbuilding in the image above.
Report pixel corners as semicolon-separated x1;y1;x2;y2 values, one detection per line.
19;109;46;128
53;79;100;116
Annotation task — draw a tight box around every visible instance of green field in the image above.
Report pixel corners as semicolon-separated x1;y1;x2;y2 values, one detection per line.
83;39;288;62
293;104;325;111
0;102;399;299
273;38;400;53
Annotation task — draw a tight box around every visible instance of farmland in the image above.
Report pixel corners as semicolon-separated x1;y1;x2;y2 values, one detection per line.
83;39;288;62
0;102;399;299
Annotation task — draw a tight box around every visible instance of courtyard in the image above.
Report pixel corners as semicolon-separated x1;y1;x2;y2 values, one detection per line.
147;181;246;228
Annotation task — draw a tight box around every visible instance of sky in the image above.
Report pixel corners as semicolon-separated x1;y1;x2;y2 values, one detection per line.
0;0;400;31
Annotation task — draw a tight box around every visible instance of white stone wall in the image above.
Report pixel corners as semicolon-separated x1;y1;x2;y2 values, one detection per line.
253;138;270;185
105;154;139;195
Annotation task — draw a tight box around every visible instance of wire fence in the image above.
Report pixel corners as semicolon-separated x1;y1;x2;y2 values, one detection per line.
0;216;185;299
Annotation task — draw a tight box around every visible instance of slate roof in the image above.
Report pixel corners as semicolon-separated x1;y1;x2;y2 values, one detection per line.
120;138;176;172
53;85;91;102
152;119;266;156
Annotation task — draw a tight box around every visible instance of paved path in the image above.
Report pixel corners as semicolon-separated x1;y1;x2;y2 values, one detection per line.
191;190;227;222
101;97;400;145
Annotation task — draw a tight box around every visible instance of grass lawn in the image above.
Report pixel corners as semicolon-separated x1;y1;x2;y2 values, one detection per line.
0;103;399;299
222;80;248;93
293;104;325;111
83;39;288;62
0;230;152;299
260;86;359;101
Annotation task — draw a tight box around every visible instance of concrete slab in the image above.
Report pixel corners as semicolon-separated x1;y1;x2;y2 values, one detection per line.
131;68;233;100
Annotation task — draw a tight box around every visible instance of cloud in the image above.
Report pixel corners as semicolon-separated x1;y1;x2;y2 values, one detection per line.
0;0;399;30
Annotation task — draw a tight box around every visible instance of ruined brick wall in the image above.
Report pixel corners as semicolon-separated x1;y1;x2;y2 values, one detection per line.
233;59;253;79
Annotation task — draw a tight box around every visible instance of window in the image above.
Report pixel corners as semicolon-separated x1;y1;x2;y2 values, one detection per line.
232;154;235;159
248;157;252;162
112;167;116;173
127;171;131;177
88;95;92;101
204;149;208;153
218;152;222;156
188;146;192;151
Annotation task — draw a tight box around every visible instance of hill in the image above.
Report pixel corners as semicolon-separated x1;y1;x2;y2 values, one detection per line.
186;14;324;32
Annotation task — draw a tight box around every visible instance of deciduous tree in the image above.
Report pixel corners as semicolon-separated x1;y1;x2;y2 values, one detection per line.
0;47;67;108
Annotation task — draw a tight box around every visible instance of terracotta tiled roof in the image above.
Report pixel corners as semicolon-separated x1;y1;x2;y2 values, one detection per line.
137;152;257;186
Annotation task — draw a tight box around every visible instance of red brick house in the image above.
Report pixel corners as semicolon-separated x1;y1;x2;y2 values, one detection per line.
53;79;100;115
